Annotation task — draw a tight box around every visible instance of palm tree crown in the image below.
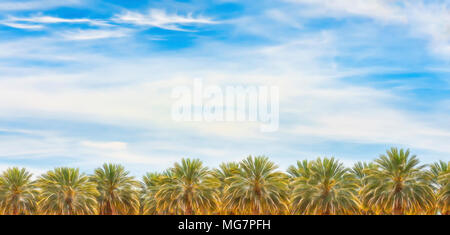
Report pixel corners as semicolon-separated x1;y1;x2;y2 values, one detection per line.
351;161;376;214
0;167;38;215
141;172;166;214
224;156;288;215
361;148;435;215
38;167;99;215
207;162;240;214
92;163;140;215
156;158;215;215
428;161;449;215
291;158;359;215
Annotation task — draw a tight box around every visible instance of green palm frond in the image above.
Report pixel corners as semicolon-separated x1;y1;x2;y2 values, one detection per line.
224;156;289;215
37;167;99;215
206;162;240;214
0;167;38;215
155;158;216;215
91;163;140;215
361;148;435;215
428;161;449;215
291;158;359;215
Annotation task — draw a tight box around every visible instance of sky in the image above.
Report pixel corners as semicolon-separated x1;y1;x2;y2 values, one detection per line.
0;0;449;176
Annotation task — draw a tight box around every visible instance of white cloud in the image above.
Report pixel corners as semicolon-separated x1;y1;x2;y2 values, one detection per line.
113;9;216;31
0;164;46;179
0;0;82;11
0;22;44;30
78;140;180;166
0;130;181;173
8;15;110;26
0;9;215;37
405;2;450;58
288;0;406;22
0;36;116;62
60;29;130;40
80;141;128;151
0;132;72;158
0;15;111;30
0;33;449;158
287;0;450;58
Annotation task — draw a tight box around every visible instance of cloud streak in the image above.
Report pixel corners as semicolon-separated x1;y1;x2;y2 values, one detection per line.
0;15;111;30
60;29;131;40
0;21;44;29
1;8;218;40
287;0;450;58
113;9;217;31
0;0;82;11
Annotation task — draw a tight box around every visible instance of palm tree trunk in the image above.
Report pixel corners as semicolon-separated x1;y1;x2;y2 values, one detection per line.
253;206;259;215
393;184;403;215
12;194;19;215
68;203;74;215
104;201;114;215
185;203;193;215
254;184;262;215
393;203;403;215
185;193;193;215
321;210;330;215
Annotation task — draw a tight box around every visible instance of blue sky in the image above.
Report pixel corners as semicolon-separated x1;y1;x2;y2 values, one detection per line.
0;0;450;176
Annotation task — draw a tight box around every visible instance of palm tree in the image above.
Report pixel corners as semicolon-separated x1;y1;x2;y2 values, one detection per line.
208;162;240;214
286;160;312;214
291;158;359;215
428;161;449;215
91;163;140;215
287;160;312;179
351;161;376;214
37;167;99;215
351;162;375;182
0;167;38;215
224;156;289;215
361;148;435;215
155;158;215;215
141;172;167;215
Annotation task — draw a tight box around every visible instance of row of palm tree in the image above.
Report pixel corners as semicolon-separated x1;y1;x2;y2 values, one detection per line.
0;147;448;215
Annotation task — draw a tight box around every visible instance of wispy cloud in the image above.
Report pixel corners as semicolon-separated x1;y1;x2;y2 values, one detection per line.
60;29;130;40
0;0;82;11
0;15;110;30
1;9;217;39
287;0;406;22
0;21;44;30
113;9;217;31
80;141;127;151
287;0;450;58
8;15;110;26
